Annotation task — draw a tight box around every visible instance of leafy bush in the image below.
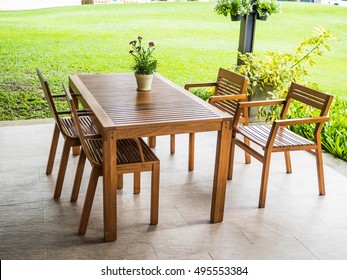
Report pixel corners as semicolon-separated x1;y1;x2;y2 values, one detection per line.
287;97;347;162
234;27;336;106
190;88;213;101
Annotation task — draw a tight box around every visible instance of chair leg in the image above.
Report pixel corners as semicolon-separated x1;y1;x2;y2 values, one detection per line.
284;151;292;174
72;146;80;156
150;163;160;225
170;134;175;154
148;136;156;148
133;172;141;194
315;148;326;196
117;174;124;190
78;166;100;236
53;139;72;199
244;136;251;164
228;139;236;180
188;133;195;171
46;124;60;175
258;153;272;208
70;149;86;202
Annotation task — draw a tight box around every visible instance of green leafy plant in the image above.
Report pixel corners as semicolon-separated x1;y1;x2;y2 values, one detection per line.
190;88;214;101
254;0;281;17
214;0;253;17
129;36;157;75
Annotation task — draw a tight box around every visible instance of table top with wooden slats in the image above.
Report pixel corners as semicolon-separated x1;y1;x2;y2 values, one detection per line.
69;73;231;139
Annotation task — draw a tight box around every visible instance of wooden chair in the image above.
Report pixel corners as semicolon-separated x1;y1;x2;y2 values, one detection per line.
36;68;99;201
230;82;334;208
63;84;160;235
171;68;250;174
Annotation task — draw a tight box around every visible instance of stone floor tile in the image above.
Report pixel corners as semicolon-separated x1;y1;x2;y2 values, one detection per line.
0;122;346;260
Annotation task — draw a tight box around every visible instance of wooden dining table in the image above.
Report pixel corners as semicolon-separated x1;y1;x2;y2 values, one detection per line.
69;73;233;242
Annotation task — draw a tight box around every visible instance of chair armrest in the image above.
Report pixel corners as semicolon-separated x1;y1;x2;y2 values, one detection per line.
265;116;330;147
208;94;247;104
56;110;71;115
238;99;286;108
52;93;81;99
84;134;102;140
184;82;217;90
232;99;286;128
77;110;94;116
274;116;330;127
51;94;66;99
71;93;81;97
56;109;93;116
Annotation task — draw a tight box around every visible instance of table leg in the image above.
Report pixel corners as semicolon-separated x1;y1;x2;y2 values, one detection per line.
210;120;232;223
103;130;117;241
70;86;80;156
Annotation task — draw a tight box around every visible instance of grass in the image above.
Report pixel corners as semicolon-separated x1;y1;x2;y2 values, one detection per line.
0;2;346;120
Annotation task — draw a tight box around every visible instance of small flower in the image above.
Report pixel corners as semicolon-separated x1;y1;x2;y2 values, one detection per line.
149;42;155;47
129;50;134;54
129;40;136;46
138;36;142;40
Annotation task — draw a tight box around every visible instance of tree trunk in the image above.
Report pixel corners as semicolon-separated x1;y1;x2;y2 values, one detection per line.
82;0;94;4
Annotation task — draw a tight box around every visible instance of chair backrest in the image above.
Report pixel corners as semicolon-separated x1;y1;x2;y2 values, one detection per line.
36;68;69;137
281;83;334;133
63;83;102;167
283;83;333;115
213;68;248;116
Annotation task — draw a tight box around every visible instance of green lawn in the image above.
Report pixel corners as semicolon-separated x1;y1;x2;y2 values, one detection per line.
0;2;346;120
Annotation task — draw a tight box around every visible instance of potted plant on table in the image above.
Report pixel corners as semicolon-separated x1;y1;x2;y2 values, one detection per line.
129;36;157;91
254;0;281;21
214;0;253;21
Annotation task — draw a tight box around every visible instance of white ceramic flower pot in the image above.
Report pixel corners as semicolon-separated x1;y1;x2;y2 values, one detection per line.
135;73;153;91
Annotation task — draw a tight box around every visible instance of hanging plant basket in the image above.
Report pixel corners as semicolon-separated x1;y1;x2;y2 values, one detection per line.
256;13;268;21
230;14;243;21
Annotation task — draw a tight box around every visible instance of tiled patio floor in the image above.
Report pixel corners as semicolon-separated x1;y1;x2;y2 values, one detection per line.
0;120;347;260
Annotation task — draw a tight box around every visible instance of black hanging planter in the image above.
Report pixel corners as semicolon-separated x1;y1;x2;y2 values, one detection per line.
230;14;242;21
256;9;268;21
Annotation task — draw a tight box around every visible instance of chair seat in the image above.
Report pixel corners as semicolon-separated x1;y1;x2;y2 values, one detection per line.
60;116;98;138
86;137;159;166
236;124;315;149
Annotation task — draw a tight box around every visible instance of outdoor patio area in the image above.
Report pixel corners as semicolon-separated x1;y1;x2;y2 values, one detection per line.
0;119;347;260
